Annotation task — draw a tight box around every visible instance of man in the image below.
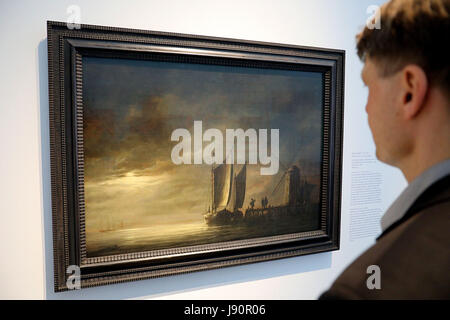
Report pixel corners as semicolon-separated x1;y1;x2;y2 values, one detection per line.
320;0;450;299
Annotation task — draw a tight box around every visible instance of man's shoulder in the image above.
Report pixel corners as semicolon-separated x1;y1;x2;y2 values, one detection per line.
379;174;450;240
321;177;450;299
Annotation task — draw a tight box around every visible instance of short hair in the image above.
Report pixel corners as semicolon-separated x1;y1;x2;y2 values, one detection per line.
356;0;450;93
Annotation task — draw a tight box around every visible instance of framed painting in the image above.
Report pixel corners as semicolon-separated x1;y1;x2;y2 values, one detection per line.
47;21;344;291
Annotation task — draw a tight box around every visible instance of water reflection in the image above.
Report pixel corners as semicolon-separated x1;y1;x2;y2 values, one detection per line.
87;215;318;257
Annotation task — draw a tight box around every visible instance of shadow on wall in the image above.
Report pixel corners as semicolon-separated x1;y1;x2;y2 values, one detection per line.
37;39;332;300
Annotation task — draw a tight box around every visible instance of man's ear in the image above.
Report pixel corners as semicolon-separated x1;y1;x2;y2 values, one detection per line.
400;65;428;119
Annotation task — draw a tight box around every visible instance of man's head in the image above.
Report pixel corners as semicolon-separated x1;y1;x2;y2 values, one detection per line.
357;0;450;178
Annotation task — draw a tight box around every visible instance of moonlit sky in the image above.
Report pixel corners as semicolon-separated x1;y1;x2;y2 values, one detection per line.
82;56;323;234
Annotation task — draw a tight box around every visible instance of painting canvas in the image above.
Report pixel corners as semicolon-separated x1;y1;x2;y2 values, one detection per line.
83;57;323;257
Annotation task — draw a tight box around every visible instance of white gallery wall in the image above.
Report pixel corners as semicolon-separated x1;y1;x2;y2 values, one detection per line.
0;0;407;299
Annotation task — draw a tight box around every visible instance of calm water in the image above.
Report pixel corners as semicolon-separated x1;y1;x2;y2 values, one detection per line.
87;214;319;257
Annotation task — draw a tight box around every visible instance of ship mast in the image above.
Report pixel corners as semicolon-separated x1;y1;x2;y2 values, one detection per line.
211;164;214;213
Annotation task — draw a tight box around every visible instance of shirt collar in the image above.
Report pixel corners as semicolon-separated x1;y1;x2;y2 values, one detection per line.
380;158;450;232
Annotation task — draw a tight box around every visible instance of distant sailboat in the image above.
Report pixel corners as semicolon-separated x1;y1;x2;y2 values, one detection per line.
99;214;114;232
98;216;125;232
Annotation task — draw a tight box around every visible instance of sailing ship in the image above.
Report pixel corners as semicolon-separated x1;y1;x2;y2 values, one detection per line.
204;163;312;225
98;216;125;232
204;163;247;225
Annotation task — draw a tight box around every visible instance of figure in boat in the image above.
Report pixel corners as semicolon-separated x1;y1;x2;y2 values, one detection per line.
250;198;255;209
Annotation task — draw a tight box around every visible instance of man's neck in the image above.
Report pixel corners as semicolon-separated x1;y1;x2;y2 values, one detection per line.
398;88;450;183
400;154;450;183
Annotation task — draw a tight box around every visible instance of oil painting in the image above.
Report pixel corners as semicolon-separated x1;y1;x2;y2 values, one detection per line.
48;21;343;290
83;57;323;257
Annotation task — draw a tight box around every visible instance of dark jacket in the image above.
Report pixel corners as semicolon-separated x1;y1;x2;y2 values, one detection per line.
320;175;450;299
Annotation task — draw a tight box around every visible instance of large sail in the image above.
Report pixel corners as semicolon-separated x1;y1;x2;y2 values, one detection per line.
213;164;233;211
226;174;236;212
226;164;246;212
234;164;246;209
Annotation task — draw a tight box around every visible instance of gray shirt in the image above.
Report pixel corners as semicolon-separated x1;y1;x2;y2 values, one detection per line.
381;158;450;232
